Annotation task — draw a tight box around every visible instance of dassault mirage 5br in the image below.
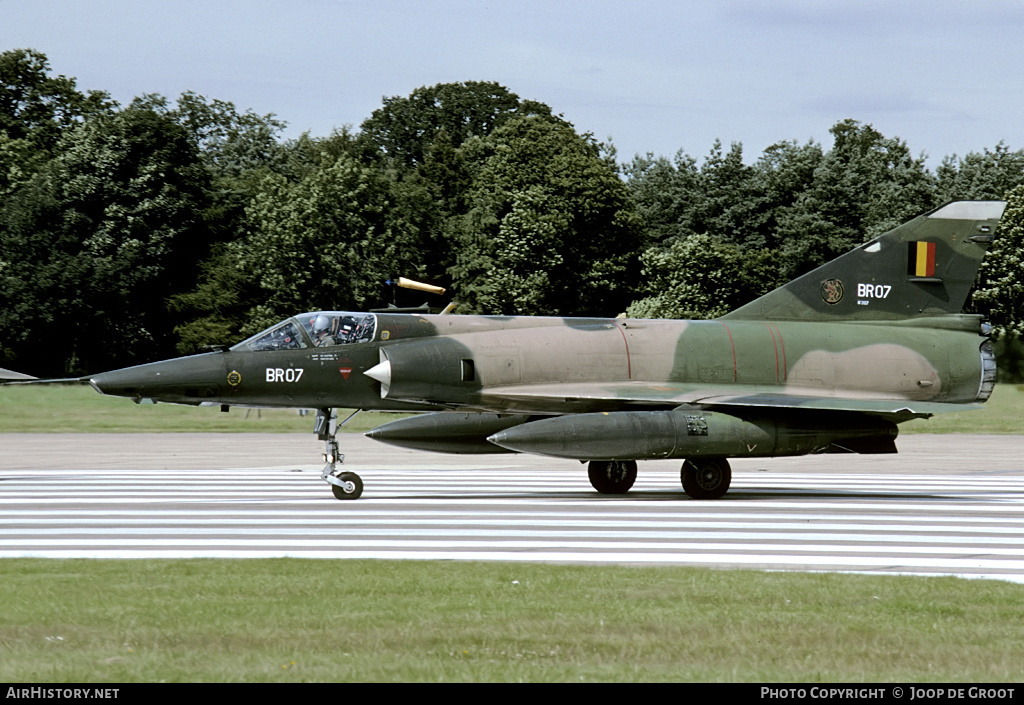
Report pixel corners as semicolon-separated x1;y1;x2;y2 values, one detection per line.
50;201;1009;499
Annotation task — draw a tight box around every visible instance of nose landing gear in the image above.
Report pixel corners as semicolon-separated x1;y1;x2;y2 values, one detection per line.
317;408;363;500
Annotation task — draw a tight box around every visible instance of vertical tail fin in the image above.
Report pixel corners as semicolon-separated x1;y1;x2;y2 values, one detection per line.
722;201;1007;322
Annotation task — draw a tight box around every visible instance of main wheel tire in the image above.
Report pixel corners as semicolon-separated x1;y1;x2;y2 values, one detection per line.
331;471;363;500
681;458;731;499
587;460;638;494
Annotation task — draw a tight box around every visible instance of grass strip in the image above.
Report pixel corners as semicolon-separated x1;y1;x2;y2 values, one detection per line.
0;384;398;433
1;559;1023;682
2;384;1023;434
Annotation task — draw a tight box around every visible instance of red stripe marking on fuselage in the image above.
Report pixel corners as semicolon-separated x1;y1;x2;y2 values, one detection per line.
763;323;787;382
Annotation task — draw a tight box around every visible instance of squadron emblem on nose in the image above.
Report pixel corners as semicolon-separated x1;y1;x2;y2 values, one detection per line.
821;278;844;305
227;370;242;386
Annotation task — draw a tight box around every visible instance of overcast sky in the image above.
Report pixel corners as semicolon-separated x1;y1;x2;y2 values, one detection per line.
3;0;1023;167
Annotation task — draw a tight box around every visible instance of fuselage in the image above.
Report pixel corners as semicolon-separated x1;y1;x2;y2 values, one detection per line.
89;310;993;414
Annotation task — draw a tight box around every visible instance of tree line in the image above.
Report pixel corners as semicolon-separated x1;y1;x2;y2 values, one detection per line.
2;49;1022;377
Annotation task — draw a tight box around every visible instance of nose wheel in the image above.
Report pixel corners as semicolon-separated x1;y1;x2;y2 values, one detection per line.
328;471;363;500
317;408;364;500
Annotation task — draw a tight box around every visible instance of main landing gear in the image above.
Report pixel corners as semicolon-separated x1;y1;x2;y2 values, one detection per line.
586;457;732;499
317;408;363;500
587;460;638;494
681;457;731;499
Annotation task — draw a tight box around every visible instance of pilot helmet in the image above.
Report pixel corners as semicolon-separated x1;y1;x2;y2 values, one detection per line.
312;315;332;336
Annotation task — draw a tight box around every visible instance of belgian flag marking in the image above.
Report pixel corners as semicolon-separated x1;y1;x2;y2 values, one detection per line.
907;241;936;277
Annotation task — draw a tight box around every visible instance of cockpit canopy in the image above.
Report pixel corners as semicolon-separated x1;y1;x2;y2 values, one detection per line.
232;312;378;352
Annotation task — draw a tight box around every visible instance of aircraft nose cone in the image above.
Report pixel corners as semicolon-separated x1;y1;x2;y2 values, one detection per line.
89;368;141;398
88;353;227;402
88;373;110;395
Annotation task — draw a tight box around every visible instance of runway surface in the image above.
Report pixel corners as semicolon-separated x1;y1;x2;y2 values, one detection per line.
2;433;1024;582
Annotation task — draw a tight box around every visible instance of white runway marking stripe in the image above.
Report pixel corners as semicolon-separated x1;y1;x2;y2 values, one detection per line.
3;468;1024;582
3;539;1024;562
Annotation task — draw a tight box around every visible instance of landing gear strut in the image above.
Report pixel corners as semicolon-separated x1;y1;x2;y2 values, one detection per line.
317;408;363;500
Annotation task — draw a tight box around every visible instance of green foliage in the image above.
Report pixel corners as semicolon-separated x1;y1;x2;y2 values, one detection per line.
626;120;944;319
358;81;552;169
622;152;700;245
456;184;570;314
972;184;1024;338
169;242;255;352
937;142;1024;201
0;132;46;198
748;139;824;249
232;150;434;335
687;140;761;247
165;99;327;350
627;233;779;319
163;91;287;178
0;48;112;152
450;115;642;316
0;102;211;373
773;120;937;278
0;49;112;202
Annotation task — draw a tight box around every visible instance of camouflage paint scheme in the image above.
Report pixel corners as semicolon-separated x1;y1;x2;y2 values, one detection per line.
86;201;1006;499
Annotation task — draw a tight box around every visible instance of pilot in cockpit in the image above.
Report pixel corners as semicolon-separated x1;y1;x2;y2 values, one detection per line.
311;314;336;347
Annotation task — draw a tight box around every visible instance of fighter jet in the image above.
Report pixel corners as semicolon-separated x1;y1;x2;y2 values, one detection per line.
70;201;1007;499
